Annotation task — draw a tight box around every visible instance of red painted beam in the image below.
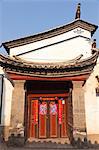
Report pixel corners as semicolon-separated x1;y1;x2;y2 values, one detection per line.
7;72;89;81
28;93;69;98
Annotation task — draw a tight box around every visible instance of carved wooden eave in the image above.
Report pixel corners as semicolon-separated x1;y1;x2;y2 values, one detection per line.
2;19;98;54
0;52;98;80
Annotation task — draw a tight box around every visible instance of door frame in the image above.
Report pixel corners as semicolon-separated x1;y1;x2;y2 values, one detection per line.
26;93;69;139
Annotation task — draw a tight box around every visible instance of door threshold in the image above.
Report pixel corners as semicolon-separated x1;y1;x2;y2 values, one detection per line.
27;137;70;144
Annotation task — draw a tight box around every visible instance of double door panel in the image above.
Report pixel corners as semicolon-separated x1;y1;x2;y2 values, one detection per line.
39;101;58;138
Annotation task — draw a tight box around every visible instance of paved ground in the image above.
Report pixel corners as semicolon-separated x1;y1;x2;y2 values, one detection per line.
1;143;99;150
0;139;99;150
6;148;99;150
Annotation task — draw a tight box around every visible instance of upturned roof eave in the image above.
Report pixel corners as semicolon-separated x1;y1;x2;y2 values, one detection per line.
0;52;98;78
0;52;98;68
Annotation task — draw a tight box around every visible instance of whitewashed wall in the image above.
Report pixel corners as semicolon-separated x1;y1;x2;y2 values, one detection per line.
1;78;13;126
0;67;14;126
10;28;91;62
84;57;99;135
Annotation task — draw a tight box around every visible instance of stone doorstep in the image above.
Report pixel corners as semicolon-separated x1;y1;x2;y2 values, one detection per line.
5;134;99;149
25;145;73;149
27;137;70;144
25;138;72;149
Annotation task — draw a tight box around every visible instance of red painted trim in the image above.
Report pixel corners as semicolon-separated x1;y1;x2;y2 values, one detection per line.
7;72;89;81
28;93;69;98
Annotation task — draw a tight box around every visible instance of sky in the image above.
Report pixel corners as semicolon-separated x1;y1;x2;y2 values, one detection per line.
0;0;99;54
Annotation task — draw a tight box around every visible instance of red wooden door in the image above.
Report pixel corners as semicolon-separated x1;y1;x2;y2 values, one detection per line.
49;101;58;137
39;101;47;138
29;97;68;139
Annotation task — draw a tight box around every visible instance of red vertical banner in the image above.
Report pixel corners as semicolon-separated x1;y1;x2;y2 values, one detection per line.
58;100;62;124
34;100;38;124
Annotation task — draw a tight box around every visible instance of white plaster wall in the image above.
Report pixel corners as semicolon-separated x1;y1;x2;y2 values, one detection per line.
84;57;99;134
20;36;91;62
1;77;14;126
9;28;91;62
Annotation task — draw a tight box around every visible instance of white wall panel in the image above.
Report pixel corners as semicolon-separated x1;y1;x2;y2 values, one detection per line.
9;27;91;62
84;58;99;134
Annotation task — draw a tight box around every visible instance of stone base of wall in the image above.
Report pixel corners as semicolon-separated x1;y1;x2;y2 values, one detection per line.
0;126;3;137
87;134;99;144
0;125;3;132
0;125;25;142
0;126;10;141
7;134;25;147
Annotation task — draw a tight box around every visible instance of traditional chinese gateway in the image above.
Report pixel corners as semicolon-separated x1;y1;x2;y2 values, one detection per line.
0;3;99;144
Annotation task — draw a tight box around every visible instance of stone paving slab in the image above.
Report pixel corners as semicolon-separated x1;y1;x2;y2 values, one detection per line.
0;145;99;150
6;147;99;150
0;142;99;150
1;145;99;150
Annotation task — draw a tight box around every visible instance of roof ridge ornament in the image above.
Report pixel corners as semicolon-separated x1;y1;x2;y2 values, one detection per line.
75;3;81;20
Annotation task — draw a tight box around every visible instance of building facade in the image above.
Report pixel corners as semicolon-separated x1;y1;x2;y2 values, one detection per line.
0;4;99;143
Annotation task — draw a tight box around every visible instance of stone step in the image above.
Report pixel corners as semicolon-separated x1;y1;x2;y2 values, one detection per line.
4;137;99;150
25;142;73;149
24;141;99;150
